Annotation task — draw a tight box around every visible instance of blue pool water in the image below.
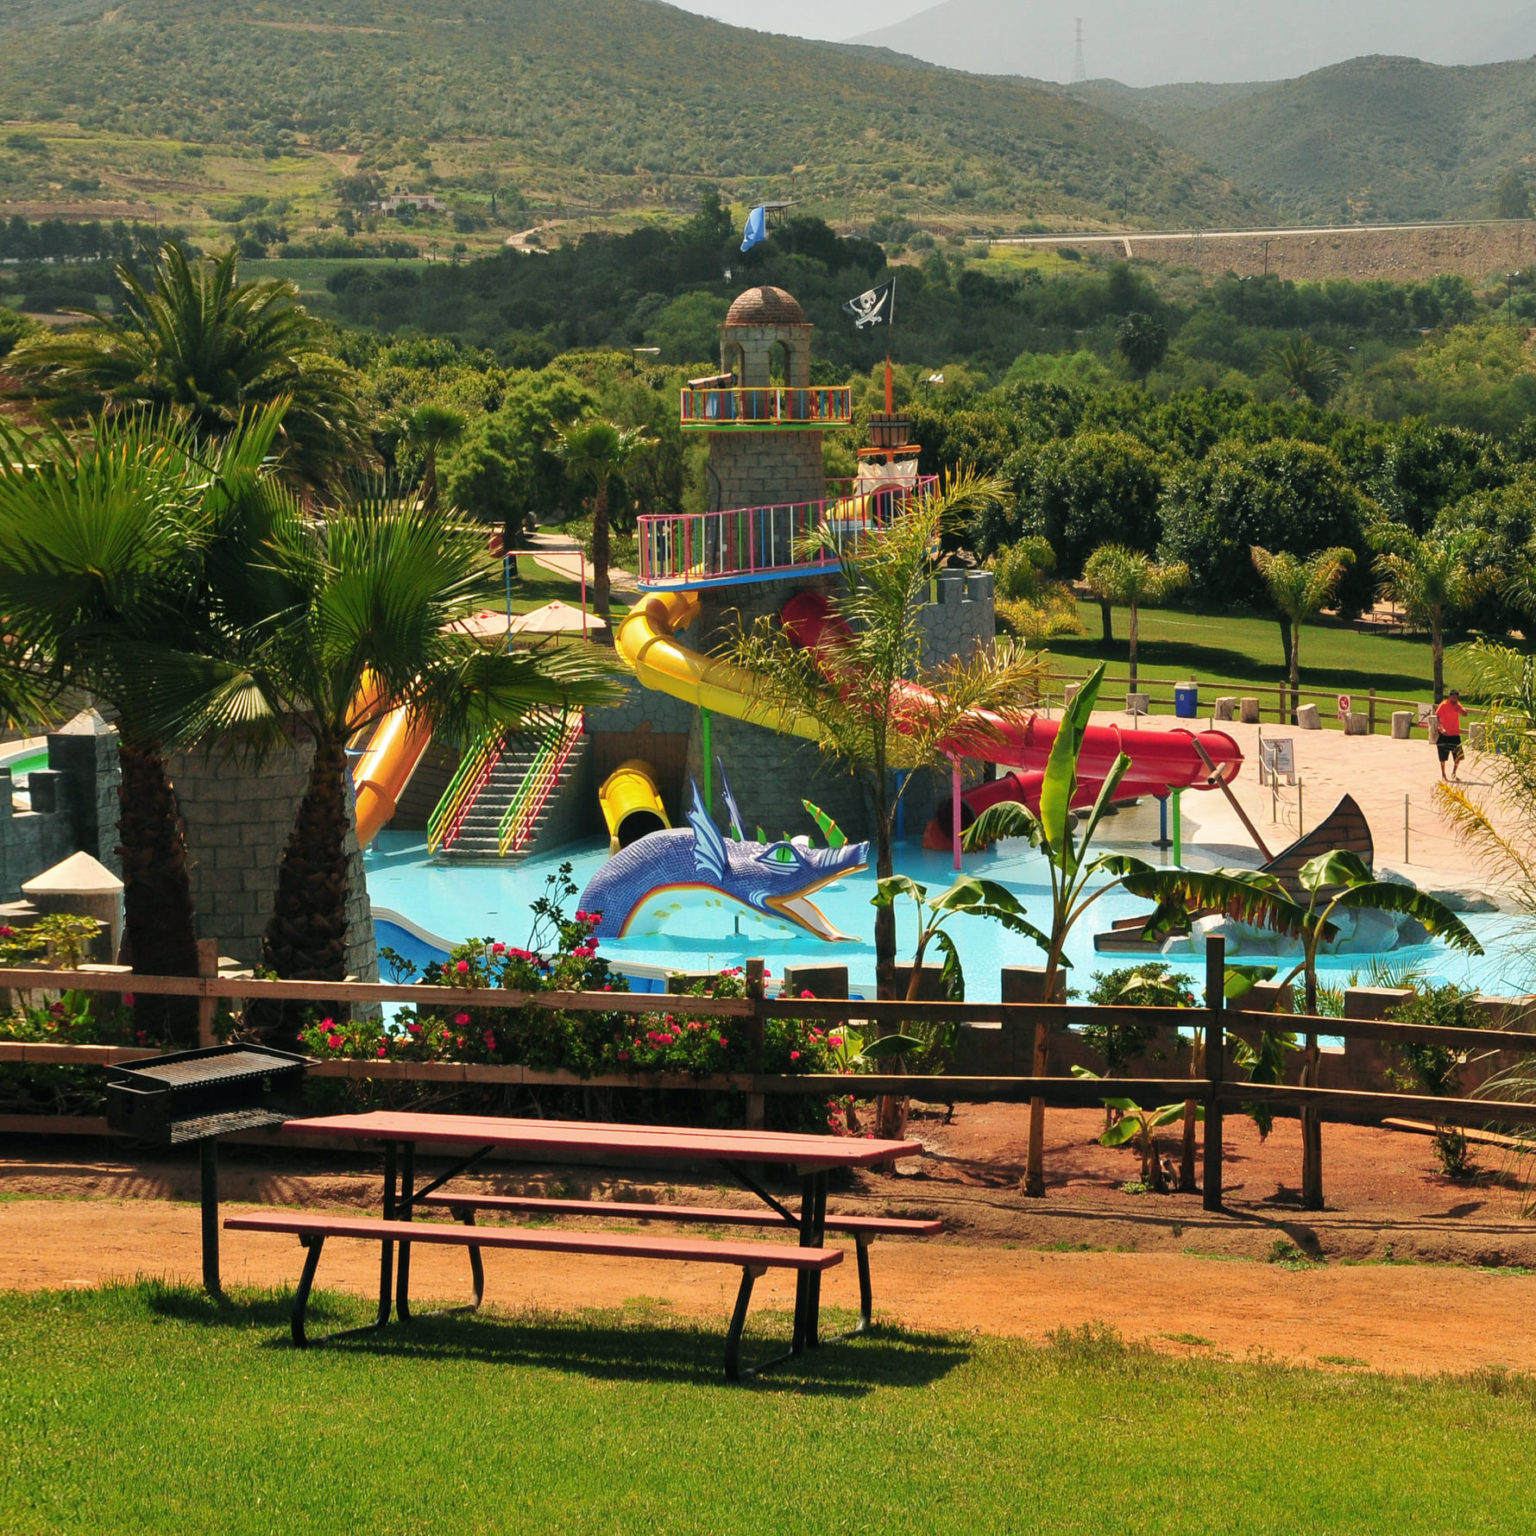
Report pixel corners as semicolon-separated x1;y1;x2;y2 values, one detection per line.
364;831;1531;1001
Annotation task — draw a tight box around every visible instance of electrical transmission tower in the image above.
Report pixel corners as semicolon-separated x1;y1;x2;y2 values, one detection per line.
1072;17;1087;83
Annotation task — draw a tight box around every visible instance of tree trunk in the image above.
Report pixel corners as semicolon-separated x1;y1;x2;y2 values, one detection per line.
591;481;614;645
1021;954;1062;1198
115;742;200;1044
1277;615;1291;690
1099;598;1114;647
872;820;901;1138
1127;602;1139;692
421;450;438;512
1432;612;1444;704
1289;624;1302;723
257;737;351;1043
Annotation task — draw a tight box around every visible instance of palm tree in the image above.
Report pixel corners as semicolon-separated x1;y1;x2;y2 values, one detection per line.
1114;312;1168;388
1373;530;1488;703
726;470;1045;1005
1276;850;1482;1209
0;409;290;1041
1080;545;1188;692
401;403;467;511
1268;335;1343;407
1250;545;1354;720
152;495;622;1023
552;417;656;643
8;241;369;492
962;664;1310;1196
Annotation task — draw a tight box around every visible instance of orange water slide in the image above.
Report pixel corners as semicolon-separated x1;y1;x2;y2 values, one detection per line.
348;673;434;847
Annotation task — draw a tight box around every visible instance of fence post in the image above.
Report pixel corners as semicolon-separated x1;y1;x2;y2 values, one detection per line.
196;939;219;1049
1202;934;1225;1211
744;957;766;1130
1369;689;1377;734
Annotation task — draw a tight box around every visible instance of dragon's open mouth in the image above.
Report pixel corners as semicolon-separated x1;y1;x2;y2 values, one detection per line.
763;859;868;942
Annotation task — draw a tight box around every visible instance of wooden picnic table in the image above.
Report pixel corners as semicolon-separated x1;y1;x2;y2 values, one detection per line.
274;1110;923;1375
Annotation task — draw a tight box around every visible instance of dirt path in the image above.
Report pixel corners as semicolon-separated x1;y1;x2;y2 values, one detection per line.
3;1196;1531;1374
5;1106;1536;1375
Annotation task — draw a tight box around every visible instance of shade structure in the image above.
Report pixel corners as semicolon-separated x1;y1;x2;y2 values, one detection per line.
449;601;605;641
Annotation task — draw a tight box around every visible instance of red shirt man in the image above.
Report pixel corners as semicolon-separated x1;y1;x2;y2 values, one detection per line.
1435;691;1468;780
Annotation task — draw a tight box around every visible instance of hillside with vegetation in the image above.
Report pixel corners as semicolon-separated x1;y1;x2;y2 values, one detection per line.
1074;55;1536;225
0;0;1258;251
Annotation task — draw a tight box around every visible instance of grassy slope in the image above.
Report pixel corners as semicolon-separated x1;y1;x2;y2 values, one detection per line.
1078;55;1536;225
2;1283;1532;1534
1047;603;1451;711
0;0;1257;242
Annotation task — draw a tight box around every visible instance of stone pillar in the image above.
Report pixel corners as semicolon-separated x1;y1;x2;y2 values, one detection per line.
46;709;121;874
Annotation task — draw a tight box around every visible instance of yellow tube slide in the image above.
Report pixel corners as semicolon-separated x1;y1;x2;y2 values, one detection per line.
353;707;434;847
598;759;671;854
615;592;820;740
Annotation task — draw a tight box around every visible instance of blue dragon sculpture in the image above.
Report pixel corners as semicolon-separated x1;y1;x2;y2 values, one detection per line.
578;774;870;942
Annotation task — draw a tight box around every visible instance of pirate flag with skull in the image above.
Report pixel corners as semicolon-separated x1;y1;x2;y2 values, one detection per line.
842;280;894;329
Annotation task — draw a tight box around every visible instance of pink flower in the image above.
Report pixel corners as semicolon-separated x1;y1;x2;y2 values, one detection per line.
718;1037;728;1048
617;1050;631;1061
376;1044;388;1058
407;1022;422;1036
325;1032;343;1049
482;1030;496;1049
319;1017;333;1028
0;925;13;937
491;942;506;955
455;960;470;974
800;989;815;999
571;946;594;960
829;1035;843;1048
455;1012;470;1026
790;1050;801;1060
123;993;136;1006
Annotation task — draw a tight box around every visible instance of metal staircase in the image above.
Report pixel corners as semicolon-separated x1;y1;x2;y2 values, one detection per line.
428;712;585;862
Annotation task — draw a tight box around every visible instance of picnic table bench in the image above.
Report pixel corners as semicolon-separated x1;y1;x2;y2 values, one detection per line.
230;1111;928;1382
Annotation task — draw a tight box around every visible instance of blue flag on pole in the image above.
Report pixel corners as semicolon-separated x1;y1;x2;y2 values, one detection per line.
740;205;767;253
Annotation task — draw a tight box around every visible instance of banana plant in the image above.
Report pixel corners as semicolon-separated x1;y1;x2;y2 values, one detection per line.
963;661;1312;1197
872;872;1051;1003
1276;850;1483;1016
1072;1067;1201;1193
1272;850;1484;1210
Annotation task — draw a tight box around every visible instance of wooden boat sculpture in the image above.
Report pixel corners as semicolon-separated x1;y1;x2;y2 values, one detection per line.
1093;794;1374;954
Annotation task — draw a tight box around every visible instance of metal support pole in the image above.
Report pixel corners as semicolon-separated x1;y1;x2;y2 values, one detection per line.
1155;794;1171;851
1171;788;1182;865
1404;793;1410;863
200;1138;222;1296
701;708;713;815
1297;778;1304;836
951;757;962;872
1202;935;1225;1211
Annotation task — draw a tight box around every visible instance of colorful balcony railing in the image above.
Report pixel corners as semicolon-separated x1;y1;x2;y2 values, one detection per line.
636;475;937;590
679;386;853;430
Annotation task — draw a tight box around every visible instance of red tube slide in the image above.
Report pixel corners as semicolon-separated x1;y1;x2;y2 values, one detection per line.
777;590;1243;848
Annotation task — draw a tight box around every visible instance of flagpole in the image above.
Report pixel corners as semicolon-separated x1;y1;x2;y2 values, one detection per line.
884;279;896;413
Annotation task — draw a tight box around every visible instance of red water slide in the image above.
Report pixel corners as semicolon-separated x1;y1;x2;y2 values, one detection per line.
778;590;1243;847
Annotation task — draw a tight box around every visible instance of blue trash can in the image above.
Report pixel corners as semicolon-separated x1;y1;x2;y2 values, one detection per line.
1174;682;1199;719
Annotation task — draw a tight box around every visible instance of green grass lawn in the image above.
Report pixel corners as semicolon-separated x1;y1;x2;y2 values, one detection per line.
1045;602;1464;724
2;1283;1533;1534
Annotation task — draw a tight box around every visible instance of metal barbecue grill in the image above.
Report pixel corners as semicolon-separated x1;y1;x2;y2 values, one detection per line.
106;1044;310;1293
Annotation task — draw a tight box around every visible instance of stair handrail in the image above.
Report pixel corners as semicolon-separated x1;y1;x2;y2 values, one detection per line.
426;726;506;854
497;710;584;856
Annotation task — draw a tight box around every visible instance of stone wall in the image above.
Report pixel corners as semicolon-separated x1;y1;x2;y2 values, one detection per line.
919;569;996;672
705;431;825;513
169;735;377;982
0;712;121;901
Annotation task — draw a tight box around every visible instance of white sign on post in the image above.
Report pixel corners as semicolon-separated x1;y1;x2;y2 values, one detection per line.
1337;693;1351;719
1259;737;1296;784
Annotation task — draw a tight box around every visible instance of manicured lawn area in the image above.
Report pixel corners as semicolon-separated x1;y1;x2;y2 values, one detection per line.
2;1283;1532;1533
1046;603;1465;722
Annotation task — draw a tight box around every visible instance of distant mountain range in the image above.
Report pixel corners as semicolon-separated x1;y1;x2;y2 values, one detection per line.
0;0;1258;234
1073;55;1536;224
852;0;1536;88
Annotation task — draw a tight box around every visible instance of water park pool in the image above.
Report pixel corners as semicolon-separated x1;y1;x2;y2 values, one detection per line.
365;831;1530;1002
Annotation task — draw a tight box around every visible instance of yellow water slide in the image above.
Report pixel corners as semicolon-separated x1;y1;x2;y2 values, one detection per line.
349;671;435;847
597;759;671;854
615;591;820;739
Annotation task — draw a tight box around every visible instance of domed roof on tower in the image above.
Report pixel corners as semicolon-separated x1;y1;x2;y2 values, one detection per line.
723;285;808;327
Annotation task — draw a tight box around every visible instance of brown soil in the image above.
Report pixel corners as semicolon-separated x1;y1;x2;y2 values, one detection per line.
5;1105;1536;1375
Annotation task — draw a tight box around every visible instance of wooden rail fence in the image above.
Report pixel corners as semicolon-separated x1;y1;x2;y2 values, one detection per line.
5;939;1536;1211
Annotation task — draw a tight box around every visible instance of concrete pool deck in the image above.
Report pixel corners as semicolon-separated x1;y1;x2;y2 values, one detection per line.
1081;709;1529;907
